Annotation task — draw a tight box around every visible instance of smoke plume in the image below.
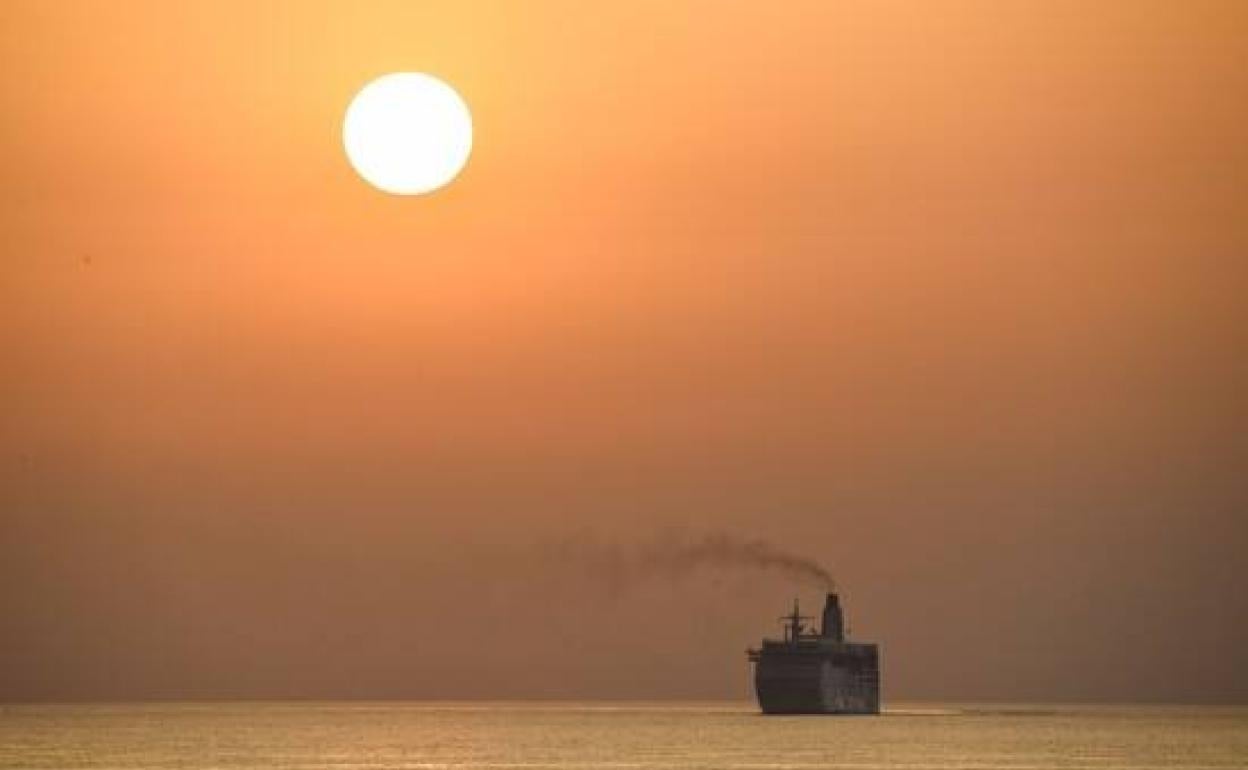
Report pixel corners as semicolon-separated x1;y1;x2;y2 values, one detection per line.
544;531;835;591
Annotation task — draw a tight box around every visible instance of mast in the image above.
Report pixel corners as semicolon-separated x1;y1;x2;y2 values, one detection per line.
779;598;813;642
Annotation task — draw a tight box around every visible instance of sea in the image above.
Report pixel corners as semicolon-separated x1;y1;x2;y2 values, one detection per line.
1;702;1245;770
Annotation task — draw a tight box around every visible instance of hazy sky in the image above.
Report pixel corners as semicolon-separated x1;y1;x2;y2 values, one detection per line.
2;0;1246;703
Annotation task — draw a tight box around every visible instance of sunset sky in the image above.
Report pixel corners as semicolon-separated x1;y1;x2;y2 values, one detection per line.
2;0;1246;702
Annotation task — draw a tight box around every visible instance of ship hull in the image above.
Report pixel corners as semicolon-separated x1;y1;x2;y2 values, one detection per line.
753;643;880;715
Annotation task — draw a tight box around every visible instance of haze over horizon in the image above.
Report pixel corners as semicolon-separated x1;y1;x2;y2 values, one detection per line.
3;0;1246;703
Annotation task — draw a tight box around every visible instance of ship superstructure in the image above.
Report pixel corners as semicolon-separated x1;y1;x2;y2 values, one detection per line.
746;593;880;714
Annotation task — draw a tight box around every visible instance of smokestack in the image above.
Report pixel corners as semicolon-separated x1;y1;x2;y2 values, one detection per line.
820;592;844;642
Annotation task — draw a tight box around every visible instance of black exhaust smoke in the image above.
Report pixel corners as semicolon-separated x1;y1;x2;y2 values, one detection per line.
544;531;835;591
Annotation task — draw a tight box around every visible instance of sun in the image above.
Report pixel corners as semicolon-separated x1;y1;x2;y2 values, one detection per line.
343;72;473;195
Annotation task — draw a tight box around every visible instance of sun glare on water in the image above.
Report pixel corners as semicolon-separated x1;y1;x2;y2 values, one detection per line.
343;72;473;195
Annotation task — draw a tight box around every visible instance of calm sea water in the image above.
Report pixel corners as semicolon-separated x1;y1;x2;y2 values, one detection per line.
1;702;1245;770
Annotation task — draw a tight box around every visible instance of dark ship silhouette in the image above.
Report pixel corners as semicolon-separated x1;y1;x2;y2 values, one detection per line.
747;593;880;714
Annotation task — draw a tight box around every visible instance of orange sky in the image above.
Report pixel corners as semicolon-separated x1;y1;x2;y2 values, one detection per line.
2;0;1246;702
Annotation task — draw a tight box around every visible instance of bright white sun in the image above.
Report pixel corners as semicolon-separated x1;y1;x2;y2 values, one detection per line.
343;72;473;195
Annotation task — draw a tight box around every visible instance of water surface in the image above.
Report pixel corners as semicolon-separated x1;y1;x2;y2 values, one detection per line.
2;701;1244;769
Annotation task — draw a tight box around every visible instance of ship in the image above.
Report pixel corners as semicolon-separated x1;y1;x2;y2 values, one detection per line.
746;592;880;714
